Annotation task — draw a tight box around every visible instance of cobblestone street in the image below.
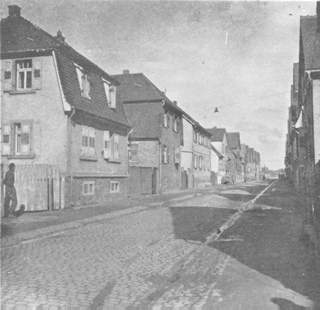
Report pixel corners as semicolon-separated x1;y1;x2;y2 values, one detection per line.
1;181;319;309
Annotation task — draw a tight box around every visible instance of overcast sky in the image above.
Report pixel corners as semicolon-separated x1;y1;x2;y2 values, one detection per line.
1;1;316;169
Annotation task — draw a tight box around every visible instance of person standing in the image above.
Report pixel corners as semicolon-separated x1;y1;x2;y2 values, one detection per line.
3;163;24;217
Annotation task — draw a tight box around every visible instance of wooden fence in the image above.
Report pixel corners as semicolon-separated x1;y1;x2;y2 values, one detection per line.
2;164;65;212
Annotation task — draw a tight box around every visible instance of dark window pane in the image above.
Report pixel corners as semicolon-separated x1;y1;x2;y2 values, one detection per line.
26;71;32;88
21;133;30;145
19;72;24;88
3;135;9;143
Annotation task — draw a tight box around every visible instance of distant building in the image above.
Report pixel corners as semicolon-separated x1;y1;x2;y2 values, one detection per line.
113;71;183;194
1;5;131;211
226;132;243;183
206;127;228;184
181;115;211;189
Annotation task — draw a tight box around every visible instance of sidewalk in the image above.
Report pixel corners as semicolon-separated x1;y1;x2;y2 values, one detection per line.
1;182;264;248
1;189;200;248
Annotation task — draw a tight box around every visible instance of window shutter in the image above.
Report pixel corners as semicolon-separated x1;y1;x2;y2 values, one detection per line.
3;60;13;91
89;128;95;156
81;126;87;155
110;86;116;109
103;130;110;159
114;134;120;160
21;123;31;154
33;59;42;89
2;124;11;155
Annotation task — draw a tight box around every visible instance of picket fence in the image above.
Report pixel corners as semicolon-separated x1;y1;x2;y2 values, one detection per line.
13;164;65;212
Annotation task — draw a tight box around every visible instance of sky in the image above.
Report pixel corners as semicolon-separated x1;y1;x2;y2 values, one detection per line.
1;0;317;169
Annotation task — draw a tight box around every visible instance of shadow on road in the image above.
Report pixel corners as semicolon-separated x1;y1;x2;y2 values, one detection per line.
169;180;320;308
169;207;236;243
271;297;308;310
209;180;320;307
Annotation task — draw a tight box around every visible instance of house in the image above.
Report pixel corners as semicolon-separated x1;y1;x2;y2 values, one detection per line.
210;144;224;185
240;144;248;182
246;147;256;181
226;132;243;183
297;4;320;195
292;2;320;252
180;114;211;189
112;71;183;194
206;127;228;184
285;63;305;189
1;5;131;211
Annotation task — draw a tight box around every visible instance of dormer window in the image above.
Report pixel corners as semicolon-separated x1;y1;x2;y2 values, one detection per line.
103;79;116;109
75;63;90;99
163;113;169;128
173;117;179;132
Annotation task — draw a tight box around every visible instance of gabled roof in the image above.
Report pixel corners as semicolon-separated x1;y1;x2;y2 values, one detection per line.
122;101;163;140
300;16;320;70
226;132;241;149
1;8;129;128
112;73;164;103
206;127;226;142
113;72;211;138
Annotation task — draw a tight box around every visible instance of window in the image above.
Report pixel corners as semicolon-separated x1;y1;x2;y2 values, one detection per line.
129;143;139;162
75;63;91;99
112;134;120;161
162;145;169;164
82;181;95;195
163;113;169;128
193;130;197;143
110;181;120;193
17;60;32;90
2;122;32;156
199;156;203;170
193;154;197;169
173;117;179;132
103;130;111;159
174;146;180;164
81;126;95;157
103;80;117;109
103;132;120;162
3;59;41;92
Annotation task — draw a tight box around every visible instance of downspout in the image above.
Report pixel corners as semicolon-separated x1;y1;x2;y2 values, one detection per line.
52;50;73;207
67;108;75;207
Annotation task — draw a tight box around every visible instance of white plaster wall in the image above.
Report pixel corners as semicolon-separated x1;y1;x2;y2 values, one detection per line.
2;55;68;172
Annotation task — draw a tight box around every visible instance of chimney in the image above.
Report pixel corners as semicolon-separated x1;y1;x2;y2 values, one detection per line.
55;30;65;44
8;5;21;17
317;1;320;32
123;69;130;75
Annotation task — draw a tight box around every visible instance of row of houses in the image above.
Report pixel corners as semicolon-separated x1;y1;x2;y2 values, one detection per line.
284;3;320;248
207;128;261;185
0;5;261;213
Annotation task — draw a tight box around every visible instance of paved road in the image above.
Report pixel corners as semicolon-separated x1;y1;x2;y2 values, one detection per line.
1;181;319;309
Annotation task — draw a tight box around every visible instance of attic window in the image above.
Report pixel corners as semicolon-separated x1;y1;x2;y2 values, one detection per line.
75;63;91;99
103;79;116;109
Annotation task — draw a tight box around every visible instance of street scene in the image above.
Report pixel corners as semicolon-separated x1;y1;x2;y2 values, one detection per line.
2;180;319;309
1;1;320;309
